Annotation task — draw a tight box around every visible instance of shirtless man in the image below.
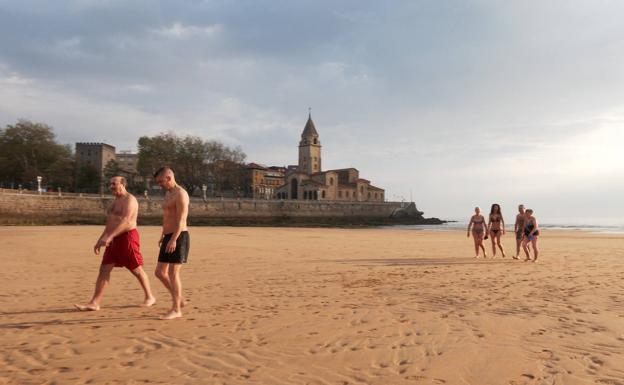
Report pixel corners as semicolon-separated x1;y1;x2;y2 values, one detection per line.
153;167;190;320
75;176;156;311
513;204;526;260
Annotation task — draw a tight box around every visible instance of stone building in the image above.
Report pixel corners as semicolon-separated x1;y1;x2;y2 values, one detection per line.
116;151;139;175
276;114;384;201
116;151;144;187
244;163;286;199
75;142;116;193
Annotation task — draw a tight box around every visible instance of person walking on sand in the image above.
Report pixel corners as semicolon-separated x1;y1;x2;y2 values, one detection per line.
467;206;488;258
153;167;190;320
487;203;506;258
75;176;156;311
513;204;526;259
522;209;540;262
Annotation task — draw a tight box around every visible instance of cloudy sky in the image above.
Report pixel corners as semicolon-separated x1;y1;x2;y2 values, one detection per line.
1;0;623;224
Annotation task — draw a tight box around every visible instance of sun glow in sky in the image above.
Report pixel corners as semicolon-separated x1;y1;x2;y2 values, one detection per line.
1;1;623;224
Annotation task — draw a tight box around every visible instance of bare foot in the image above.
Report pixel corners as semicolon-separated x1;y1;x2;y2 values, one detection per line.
140;297;156;307
159;310;182;320
512;255;519;260
502;253;507;258
74;303;100;311
523;258;531;262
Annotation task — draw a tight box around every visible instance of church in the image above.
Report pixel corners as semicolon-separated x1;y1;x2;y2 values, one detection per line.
276;114;385;202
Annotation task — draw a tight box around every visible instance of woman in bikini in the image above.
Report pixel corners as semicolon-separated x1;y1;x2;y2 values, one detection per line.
487;203;506;258
467;206;488;258
521;209;540;262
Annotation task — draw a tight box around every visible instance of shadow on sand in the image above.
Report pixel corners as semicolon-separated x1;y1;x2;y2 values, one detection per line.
0;304;160;329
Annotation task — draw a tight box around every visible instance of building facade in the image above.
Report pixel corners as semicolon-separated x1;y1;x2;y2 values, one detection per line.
244;163;286;199
75;142;116;193
276;114;384;202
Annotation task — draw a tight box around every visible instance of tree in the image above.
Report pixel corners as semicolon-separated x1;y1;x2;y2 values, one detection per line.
77;164;99;193
137;132;246;195
103;159;122;181
0;120;74;190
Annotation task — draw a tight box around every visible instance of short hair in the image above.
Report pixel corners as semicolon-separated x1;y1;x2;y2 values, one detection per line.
518;204;525;209
153;166;174;178
110;175;127;187
526;209;534;214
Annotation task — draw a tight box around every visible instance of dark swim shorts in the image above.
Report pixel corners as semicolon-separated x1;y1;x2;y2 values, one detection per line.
158;231;190;264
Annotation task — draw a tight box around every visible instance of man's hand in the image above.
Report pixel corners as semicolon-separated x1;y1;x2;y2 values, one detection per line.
165;238;177;254
158;235;164;247
93;238;110;255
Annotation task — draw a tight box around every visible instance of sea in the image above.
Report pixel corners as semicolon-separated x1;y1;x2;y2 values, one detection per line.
386;220;624;234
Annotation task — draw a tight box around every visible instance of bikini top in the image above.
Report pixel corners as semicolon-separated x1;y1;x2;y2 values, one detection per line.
473;217;485;224
490;216;501;223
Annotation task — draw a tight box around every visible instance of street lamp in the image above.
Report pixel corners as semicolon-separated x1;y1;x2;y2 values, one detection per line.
36;176;42;194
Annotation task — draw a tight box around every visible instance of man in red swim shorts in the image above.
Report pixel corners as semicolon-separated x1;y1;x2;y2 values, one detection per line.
75;176;156;311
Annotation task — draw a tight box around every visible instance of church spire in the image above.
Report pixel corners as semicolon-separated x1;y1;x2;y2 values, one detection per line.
298;109;321;174
302;109;318;138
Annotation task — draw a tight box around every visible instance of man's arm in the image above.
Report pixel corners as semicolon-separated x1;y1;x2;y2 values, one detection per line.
165;189;189;253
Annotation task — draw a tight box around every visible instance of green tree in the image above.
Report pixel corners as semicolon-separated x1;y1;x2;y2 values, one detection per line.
76;164;99;193
0;120;74;190
137;132;246;194
103;159;122;181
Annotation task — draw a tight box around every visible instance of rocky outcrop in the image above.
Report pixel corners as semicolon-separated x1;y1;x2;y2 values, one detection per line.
390;202;445;225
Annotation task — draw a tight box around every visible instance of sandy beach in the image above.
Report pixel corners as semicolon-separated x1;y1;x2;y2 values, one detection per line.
1;226;623;385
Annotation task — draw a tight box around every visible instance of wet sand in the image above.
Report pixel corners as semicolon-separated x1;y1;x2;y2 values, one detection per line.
1;226;623;385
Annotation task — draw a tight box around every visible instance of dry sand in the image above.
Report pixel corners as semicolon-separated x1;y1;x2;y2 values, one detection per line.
1;226;623;385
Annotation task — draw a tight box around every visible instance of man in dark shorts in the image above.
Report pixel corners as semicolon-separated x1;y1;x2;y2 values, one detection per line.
75;176;156;311
153;167;190;320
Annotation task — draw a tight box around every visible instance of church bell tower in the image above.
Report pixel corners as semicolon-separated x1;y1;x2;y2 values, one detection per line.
298;111;321;174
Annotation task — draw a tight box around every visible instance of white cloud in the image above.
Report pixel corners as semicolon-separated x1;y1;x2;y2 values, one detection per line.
150;22;221;40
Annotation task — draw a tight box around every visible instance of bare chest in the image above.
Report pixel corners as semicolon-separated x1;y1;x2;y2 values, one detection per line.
108;200;125;216
162;194;177;212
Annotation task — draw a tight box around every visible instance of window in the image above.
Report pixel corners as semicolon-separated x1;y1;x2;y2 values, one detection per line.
322;190;326;199
338;191;342;198
314;138;317;144
329;177;334;186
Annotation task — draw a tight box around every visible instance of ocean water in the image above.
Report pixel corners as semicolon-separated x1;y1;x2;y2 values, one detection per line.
385;221;624;234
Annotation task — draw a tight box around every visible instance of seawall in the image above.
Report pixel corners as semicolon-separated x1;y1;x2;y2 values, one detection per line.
0;191;441;226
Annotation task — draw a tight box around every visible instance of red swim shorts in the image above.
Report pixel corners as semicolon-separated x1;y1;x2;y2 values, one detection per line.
101;229;144;270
